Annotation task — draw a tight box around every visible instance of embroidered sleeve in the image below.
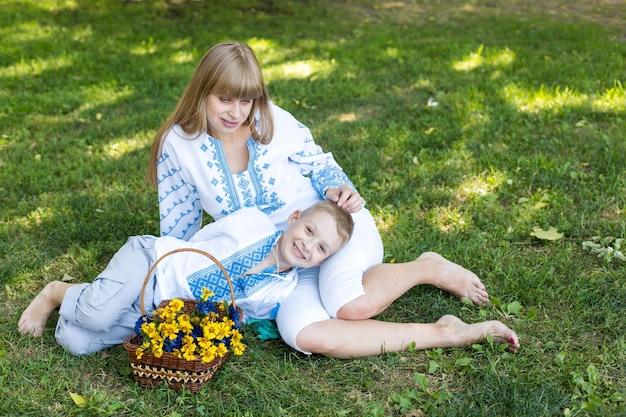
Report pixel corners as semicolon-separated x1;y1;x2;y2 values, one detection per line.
289;121;357;198
157;148;203;240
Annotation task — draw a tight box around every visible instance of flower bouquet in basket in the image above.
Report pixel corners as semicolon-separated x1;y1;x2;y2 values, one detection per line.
123;287;245;393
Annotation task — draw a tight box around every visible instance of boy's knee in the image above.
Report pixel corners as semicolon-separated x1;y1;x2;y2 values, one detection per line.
56;330;99;356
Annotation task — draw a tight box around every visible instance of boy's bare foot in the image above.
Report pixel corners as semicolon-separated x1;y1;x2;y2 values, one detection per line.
18;281;64;337
437;314;520;353
416;252;490;305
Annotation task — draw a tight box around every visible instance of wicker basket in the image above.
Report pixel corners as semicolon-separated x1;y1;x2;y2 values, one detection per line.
123;248;241;393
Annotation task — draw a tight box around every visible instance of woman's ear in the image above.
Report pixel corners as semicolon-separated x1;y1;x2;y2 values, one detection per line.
287;210;302;226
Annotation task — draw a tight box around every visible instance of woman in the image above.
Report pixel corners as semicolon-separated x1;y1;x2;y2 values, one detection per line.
146;41;519;358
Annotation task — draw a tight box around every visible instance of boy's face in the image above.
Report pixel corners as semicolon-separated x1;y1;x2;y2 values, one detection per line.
277;210;345;269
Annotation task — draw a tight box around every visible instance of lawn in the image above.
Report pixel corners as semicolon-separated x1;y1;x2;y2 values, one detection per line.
1;0;625;416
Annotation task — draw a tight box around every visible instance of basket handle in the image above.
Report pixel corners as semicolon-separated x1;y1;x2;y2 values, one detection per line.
139;248;238;316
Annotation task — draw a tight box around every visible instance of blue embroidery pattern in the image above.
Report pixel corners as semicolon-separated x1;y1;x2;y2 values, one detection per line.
158;153;202;238
310;166;356;197
248;140;285;216
186;232;283;301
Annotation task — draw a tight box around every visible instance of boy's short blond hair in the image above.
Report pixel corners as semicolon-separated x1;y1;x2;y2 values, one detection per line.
300;200;355;245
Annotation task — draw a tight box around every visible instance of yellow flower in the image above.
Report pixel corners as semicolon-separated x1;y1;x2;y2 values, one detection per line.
200;288;215;302
200;344;218;363
222;317;235;328
230;330;246;355
169;298;184;311
178;314;193;334
197;337;214;350
152;344;164;358
231;343;246;356
230;329;243;343
214;322;231;340
183;351;196;361
134;290;244;362
215;343;228;358
182;344;197;361
158;321;180;340
202;322;220;340
141;322;158;339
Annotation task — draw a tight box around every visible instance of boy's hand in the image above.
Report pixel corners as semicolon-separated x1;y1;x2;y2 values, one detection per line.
325;185;363;213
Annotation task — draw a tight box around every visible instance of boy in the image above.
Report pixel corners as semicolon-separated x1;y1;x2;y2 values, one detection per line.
18;200;353;355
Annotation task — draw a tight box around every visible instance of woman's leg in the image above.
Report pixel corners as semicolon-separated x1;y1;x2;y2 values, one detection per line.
319;209;490;321
278;208;516;358
295;315;519;359
338;252;490;320
275;266;331;354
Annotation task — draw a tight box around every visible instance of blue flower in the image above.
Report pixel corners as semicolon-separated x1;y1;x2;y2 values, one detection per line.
229;305;241;328
191;326;204;339
134;315;151;336
218;337;231;349
163;332;183;352
196;301;219;316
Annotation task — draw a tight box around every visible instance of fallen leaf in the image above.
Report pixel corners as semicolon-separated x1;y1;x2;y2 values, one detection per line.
530;226;563;241
69;392;87;408
406;409;427;417
507;301;522;316
61;273;76;282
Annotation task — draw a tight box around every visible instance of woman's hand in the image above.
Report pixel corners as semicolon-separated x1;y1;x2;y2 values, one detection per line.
325;185;363;213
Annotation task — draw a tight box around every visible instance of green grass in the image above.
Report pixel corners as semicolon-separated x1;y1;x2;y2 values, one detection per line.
1;0;625;415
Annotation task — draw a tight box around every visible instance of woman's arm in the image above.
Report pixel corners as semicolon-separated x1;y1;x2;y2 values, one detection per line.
286;114;363;212
156;145;203;240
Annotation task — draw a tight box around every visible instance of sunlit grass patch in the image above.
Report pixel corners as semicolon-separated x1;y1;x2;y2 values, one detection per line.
502;82;626;115
452;44;516;72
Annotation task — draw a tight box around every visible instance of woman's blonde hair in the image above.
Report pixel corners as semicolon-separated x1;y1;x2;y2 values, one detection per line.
146;42;273;185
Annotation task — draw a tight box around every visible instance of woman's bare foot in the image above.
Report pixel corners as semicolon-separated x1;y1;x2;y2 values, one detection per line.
437;314;520;353
18;281;70;337
416;252;490;305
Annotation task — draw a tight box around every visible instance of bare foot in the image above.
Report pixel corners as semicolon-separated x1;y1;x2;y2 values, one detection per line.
437;314;520;353
416;252;490;305
18;281;66;337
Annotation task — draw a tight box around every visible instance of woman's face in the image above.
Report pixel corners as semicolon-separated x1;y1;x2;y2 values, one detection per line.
206;94;253;138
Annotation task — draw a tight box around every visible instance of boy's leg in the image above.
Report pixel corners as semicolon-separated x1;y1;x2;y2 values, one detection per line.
18;281;78;337
19;236;158;354
55;236;157;354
